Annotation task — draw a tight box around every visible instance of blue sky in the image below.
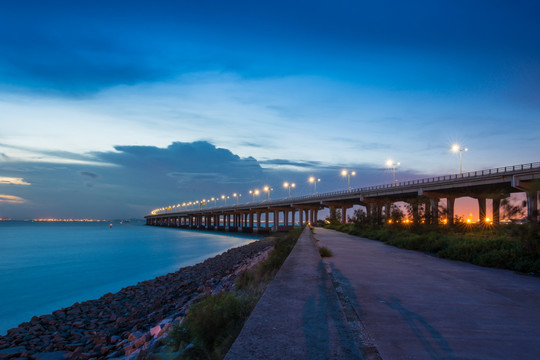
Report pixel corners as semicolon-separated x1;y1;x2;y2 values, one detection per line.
0;0;539;219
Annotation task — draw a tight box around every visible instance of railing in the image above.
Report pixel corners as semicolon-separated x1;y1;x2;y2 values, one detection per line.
148;161;540;216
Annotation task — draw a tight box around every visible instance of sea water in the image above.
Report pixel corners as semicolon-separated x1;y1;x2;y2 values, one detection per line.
0;221;259;335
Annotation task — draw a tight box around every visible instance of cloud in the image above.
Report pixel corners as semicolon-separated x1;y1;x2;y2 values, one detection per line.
0;194;25;203
80;171;98;178
0;177;30;185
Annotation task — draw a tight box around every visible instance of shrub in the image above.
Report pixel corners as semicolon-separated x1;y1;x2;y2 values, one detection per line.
318;246;333;257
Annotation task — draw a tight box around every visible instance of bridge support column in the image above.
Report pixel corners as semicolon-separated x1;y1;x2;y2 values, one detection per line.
478;197;487;224
386;202;392;222
292;210;296;227
273;210;278;231
430;198;439;225
265;211;269;228
342;206;347;224
411;203;419;224
447;197;455;225
526;191;539;222
492;198;501;225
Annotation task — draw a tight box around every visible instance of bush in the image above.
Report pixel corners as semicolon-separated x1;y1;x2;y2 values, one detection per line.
170;292;256;360
169;227;302;360
326;223;540;274
318;246;333;257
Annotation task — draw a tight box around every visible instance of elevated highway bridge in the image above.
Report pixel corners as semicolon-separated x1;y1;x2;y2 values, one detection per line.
145;162;540;233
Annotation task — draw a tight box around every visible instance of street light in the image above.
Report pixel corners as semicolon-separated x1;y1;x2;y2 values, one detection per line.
233;193;242;205
341;169;356;191
308;176;321;194
451;144;468;175
263;186;273;201
221;195;229;206
211;197;216;206
386;160;400;184
283;182;296;199
249;189;260;202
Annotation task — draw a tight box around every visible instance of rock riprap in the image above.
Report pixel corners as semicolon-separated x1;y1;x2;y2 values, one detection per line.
0;237;273;359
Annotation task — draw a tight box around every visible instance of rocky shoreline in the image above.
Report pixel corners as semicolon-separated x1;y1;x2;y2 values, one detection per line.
0;237;274;360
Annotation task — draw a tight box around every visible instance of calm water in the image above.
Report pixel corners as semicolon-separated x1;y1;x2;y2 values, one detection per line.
0;221;259;335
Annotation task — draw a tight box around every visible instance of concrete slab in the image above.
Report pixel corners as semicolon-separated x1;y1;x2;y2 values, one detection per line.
314;227;540;360
225;227;362;360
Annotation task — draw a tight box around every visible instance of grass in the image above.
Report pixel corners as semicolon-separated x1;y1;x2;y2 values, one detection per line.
325;223;540;274
318;246;333;257
167;227;302;360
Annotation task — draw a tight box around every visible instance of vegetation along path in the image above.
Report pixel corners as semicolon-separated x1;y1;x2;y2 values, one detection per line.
313;227;540;360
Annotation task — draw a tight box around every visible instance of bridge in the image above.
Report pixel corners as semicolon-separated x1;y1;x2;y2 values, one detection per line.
145;162;540;233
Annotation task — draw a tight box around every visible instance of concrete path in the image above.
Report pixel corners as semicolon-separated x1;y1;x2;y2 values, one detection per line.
314;227;540;360
225;227;362;360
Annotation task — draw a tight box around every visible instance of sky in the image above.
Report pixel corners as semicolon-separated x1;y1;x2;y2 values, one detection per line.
0;0;539;219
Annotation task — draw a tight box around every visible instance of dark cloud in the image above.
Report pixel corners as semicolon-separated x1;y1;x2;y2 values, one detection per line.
80;171;98;178
0;140;429;219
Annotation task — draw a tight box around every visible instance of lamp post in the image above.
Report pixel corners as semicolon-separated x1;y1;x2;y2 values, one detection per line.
308;176;320;194
283;182;296;199
221;195;229;206
341;170;356;191
386;160;400;184
249;189;260;202
451;144;468;175
233;193;241;206
263;186;273;201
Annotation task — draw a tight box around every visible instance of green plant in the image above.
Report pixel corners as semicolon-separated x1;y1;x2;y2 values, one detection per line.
318;246;333;257
168;227;303;360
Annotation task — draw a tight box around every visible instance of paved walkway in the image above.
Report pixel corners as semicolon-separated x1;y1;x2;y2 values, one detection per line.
314;227;540;360
225;227;362;360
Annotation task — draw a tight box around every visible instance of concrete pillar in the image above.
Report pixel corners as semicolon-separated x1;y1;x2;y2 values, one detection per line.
284;210;288;227
273;210;278;231
366;204;372;224
478;197;487;224
266;211;270;228
412;203;419;224
314;209;318;224
447;197;455;225
299;209;303;226
526;191;539;222
342;206;347;224
292;210;296;227
430;198;439;225
386;202;392;220
257;212;261;228
425;201;431;224
493;198;500;225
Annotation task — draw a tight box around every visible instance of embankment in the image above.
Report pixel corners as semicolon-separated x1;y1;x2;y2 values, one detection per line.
0;237;274;359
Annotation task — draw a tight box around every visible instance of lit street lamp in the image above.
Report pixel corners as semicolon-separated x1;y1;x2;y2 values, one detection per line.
451;144;468;175
221;195;229;206
263;186;273;201
233;193;242;205
283;182;296;199
308;176;320;194
249;189;260;202
386;160;400;184
341;170;356;191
